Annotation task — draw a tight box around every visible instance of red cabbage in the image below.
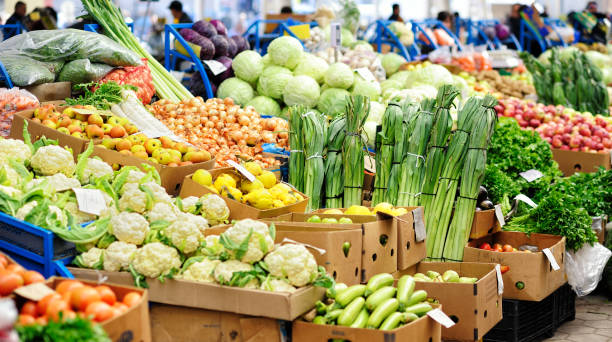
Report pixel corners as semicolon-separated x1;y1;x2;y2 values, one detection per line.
210;19;227;36
227;37;238;58
193;20;217;38
211;35;229;58
187;71;216;98
231;35;250;53
214;56;233;83
192;35;215;60
495;23;510;40
180;28;201;43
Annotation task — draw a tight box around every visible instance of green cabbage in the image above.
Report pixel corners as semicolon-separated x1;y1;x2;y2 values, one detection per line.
317;88;350;117
217;77;254;106
351;79;381;100
293;53;329;84
368;101;385;125
381;79;403;93
283;75;320;107
267;36;304;70
405;65;452;88
262;54;272;67
324;63;354;89
246;96;281;116
388;70;412;84
257;65;293;100
381;53;406;77
232;50;264;84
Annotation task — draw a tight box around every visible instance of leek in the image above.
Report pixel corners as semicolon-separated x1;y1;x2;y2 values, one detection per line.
372;103;403;205
289;105;306;193
343;95;369;207
387;101;419;205
303;111;327;211
324;116;346;208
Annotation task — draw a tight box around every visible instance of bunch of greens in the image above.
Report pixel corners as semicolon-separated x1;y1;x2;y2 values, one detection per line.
17;316;111;342
66;81;136;110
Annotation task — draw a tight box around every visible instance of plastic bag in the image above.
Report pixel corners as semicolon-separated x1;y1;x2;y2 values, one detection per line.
0;54;61;87
0;87;39;136
565;242;612;296
58;59;114;84
97;59;155;104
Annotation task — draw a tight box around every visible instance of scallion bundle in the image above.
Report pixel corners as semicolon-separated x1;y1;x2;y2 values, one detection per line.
343;95;370;207
325;116;346;208
303;111;327;211
289;105;306;193
372;103;403;205
387;102;419;205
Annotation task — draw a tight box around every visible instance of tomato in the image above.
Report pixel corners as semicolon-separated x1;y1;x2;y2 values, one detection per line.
500;265;510;274
62;310;76;321
0;255;7;269
6;264;25;276
37;293;62;316
122;292;141;307
0;270;24;296
70;286;101;312
35;316;48;325
18;314;36;326
22;271;45;285
502;244;514;253
113;302;128;313
95;285;116;306
56;280;84;295
46;298;70;321
21;301;37;317
85;301;114;322
492;243;503;252
479;243;492;250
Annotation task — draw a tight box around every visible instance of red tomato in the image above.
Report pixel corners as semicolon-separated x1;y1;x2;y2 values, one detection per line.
95;285;117;306
479;243;492;250
18;314;36;326
502;244;514;253
85;301;114;322
46;298;70;321
492;243;503;252
22;271;45;285
0;255;8;269
21;301;38;317
113;302;128;313
56;280;84;295
122;292;141;308
500;265;510;274
70;286;101;312
5;264;25;276
0;270;24;296
35;316;48;325
36;293;62;316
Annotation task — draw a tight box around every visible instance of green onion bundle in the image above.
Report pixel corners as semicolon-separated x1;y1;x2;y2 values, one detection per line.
289;105;306;193
372;103;403;205
324;116;346;208
443;96;497;261
343;95;370;207
396;98;435;206
303;111;327;211
387;102;419;205
81;0;192;100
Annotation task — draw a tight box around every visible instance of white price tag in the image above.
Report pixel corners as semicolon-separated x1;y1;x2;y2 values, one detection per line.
226;160;256;182
519;169;544;182
72;188;107;216
330;22;341;47
515;194;538;208
494;264;504;295
427;309;456;328
542;248;561;271
494;204;505;227
203;60;228;76
413;207;426;242
356;68;377;83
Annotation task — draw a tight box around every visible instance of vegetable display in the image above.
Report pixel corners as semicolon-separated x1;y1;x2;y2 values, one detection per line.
0;255;45;296
0;88;39;136
343;95;369;207
17;316;111;342
412;270;478;283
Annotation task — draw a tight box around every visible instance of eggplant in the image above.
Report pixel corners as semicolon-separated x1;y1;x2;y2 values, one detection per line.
477;186;489;203
479;200;494;210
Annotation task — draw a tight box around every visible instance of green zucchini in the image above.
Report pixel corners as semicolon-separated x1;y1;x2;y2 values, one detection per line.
365;286;396;311
367;298;399;329
365;273;394;296
335;284;366;307
337;297;365;326
379;312;404;331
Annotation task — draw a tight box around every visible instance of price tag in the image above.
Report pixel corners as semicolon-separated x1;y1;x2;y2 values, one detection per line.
519;169;543;182
515;194;538;208
356;68;377;83
203;60;228;76
427;309;456;328
413;207;427;242
226;160;256;182
542;248;561;271
72;188;107;216
494;204;505;227
14;283;55;301
494;264;504;295
330;22;341;48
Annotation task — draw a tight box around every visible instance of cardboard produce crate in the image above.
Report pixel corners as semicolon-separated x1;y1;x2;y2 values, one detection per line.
470;209;502;239
150;304;282;342
552;148;611;176
464;232;566;301
179;167;308;220
395;261;503;341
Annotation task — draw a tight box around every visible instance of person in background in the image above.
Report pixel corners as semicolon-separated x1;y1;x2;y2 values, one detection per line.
507;3;522;39
437;11;453;30
3;2;26;40
388;4;403;22
586;1;607;19
280;6;293;14
169;1;192;24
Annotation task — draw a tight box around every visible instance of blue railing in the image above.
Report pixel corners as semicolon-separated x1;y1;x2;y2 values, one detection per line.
520;18;567;54
0;23;25;41
242;19;311;54
361;20;420;61
83;22;134;33
468;19;522;51
411;19;463;51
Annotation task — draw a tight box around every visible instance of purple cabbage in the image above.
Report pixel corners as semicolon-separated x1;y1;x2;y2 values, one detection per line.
211;35;229;58
214;56;233;83
210;19;227;36
188;71;216;98
180;28;201;43
192;20;217;38
495;23;510;40
192;35;215;60
230;35;250;53
227;37;237;58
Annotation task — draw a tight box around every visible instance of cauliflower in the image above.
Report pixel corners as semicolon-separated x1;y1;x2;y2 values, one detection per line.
103;241;137;272
163;219;203;254
202;235;226;257
16;201;67;226
180;196;201;214
132;242;181;278
30;145;76;176
213;260;259;288
0;163;22;187
178;212;208;230
118;183;148;213
264;244;318;287
179;258;220;282
30;173;80;191
220;219;274;264
15;201;38;221
261;277;297;293
82;158;113;184
77;247;104;268
0;139;31;162
110;212;149;245
64;201;96;224
0;185;21;197
141;181;172;204
199;194;230;226
117;169;147;194
146;202;178;223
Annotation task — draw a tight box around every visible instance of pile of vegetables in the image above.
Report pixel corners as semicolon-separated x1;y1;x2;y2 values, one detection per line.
302;273;433;330
315;44;387;82
464;70;535;99
0;255;44;297
412;270;478;283
0;88;39;136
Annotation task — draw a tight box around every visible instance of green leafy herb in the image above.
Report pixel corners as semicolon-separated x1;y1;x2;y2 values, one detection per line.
17;315;111;342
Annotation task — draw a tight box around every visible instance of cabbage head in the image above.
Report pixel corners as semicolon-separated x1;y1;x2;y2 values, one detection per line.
368;101;385;125
317;88;350;117
283;75;321;107
293;54;329;84
217;77;254;106
381;79;403;93
232;50;264;84
388;70;412;84
267;36;304;70
246;96;281;116
381;53;406;77
257;65;293;100
364;121;377;148
262;54;272;66
405;64;452;88
351;79;381;100
585;50;612;69
324;63;354;89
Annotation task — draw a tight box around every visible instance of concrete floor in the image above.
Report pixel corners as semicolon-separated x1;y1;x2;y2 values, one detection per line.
544;294;612;342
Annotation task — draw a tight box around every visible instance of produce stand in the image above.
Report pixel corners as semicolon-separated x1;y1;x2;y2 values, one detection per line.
519;18;567;54
469;19;523;52
242;19;311;54
361;20;421;61
411;19;463;52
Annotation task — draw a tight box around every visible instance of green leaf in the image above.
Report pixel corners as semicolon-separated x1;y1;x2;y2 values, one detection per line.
129;264;149;288
219;228;253;261
180;256;204;274
268;223;276;241
140;163;161;185
111;166;138;194
96;232;116;249
312;266;334;289
22;120;34;155
75;141;95;184
139;184;155;211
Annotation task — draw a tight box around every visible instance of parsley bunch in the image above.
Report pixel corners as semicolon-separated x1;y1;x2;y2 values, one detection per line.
17;316;110;342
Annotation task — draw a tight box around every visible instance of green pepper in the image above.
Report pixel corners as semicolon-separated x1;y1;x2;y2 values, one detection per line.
515;281;525;290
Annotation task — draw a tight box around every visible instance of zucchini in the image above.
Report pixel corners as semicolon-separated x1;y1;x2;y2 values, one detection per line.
403;312;419;323
379;312;404;331
313;316;327;325
396;275;415;310
365;273;394;296
404;303;432;317
335;284;366;307
337;297;366;326
405;289;427;307
350;308;369;328
365;286;396;311
367;298;399;329
325;309;343;322
327;282;348;299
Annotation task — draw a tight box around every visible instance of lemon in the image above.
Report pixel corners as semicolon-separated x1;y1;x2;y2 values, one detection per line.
206;186;219;194
241;178;264;193
256;170;277;189
293;192;304;202
214;174;236;192
345;205;373;216
221;186;242;201
279;192;297;205
269;183;292;198
373;202;394;214
392;208;408;216
244;162;263;176
192;169;212;186
272;199;284;208
244;189;274;209
323;209;343;215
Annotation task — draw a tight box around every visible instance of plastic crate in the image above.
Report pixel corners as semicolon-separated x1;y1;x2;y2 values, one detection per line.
484;291;555;342
553;283;576;328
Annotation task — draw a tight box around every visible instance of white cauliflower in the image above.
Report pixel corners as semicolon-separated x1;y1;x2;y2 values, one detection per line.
30;145;75;176
141;181;172;204
163;219;203;254
16;200;67;226
48;206;67;226
202;235;226;257
117;169;146;194
221;219;274;264
180;196;201;214
178;212;208;230
103;241;137;272
0;139;31;162
0;163;22;187
179;258;220;282
132;242;181;278
146;202;178;223
264;244;318;287
261;277;297;293
64;201;96;224
199;194;230;226
118;183;148;213
15;201;38;221
82;158;113;184
0;185;21;197
78;247;104;268
214;260;259;288
29;173;80;191
110;212;149;245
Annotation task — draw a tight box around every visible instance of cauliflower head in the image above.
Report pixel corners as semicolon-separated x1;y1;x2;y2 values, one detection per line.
199;194;230;226
0;185;21;198
264;244;318;287
117;169;146;195
179;258;220;282
111;212;149;245
141;181;172;205
118;183;148;213
38;173;80;191
82;158;113;184
103;241;137;272
132;242;181;278
220;219;274;264
180;196;201;214
146;202;178;223
15;201;37;221
261;277;297;293
0;163;22;187
0;139;31;162
30;145;75;176
178;212;208;230
214;259;259;288
78;247;104;268
202;235;226;257
64;201;96;224
163;219;203;254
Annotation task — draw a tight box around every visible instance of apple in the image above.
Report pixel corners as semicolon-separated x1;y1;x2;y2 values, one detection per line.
109;125;126;138
551;137;563;148
156;151;173;165
560;145;570;150
151;148;165;160
101;138;117;149
133;151;149;159
118;117;129;126
168;149;182;163
57;127;70;134
145;139;162;154
102;123;113;134
46;112;60;123
127;135;142;145
131;145;146;154
124;124;138;135
569;136;582;148
602;138;612;149
42;119;57;129
119;150;132;156
174;142;188;154
178;161;193;166
71;132;84;139
67;124;82;134
86;125;104;139
57;115;72;128
31;118;41;124
62;107;76;118
75;113;88;122
107;117;122;126
159;136;174;148
88;114;104;126
115;139;132;151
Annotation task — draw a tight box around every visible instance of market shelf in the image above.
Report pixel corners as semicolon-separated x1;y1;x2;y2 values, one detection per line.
242;19;312;55
462;19;523;51
412;19;464;53
360;20;420;61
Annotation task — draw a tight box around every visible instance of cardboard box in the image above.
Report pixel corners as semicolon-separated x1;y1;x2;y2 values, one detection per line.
68;268;324;321
470;209;502;239
91;145;215;195
552;148;611;176
395;262;503;340
179;167;308;220
394;207;428;271
150;304;282;342
464;231;566;301
25;82;72;102
592;216;607;244
292;305;442;342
